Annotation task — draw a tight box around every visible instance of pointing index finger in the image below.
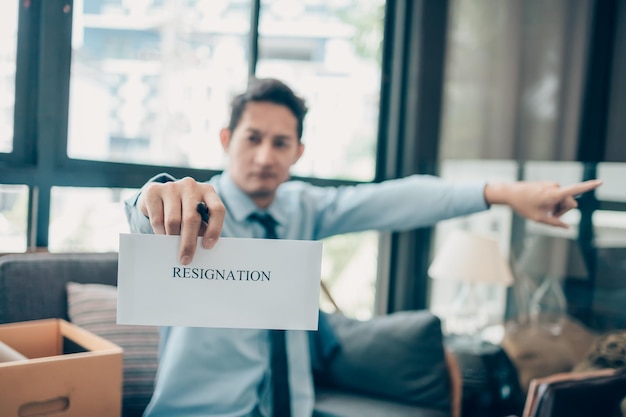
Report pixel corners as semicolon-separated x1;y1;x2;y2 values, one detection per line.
558;179;602;198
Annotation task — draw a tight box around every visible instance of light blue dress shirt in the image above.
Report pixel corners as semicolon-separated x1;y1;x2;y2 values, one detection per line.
125;171;489;417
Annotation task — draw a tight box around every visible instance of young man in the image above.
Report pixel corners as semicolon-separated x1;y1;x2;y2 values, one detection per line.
126;78;601;417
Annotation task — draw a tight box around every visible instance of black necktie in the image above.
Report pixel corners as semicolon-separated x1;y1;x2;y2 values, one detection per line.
248;213;291;417
249;213;279;239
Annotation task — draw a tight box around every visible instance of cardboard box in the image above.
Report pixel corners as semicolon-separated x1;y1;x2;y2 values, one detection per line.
0;319;123;417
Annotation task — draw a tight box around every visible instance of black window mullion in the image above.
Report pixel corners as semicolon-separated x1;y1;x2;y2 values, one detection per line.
248;0;261;77
26;186;38;249
373;0;401;314
376;0;449;314
577;0;619;162
575;0;620;324
32;0;74;247
39;0;73;170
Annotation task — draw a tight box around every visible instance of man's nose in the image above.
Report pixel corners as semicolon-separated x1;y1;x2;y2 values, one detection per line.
254;142;275;165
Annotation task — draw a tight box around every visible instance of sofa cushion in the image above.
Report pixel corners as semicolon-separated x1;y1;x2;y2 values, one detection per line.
66;282;159;417
314;388;449;417
315;311;451;412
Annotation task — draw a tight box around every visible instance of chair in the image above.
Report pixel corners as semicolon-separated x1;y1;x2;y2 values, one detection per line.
522;367;626;417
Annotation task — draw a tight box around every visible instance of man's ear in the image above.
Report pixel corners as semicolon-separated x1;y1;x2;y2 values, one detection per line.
219;128;231;152
294;143;305;164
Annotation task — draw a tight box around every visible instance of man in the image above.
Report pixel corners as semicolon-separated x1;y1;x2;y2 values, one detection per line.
126;78;601;417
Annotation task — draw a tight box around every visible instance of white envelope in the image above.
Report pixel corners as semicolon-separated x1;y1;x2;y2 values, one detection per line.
117;234;323;330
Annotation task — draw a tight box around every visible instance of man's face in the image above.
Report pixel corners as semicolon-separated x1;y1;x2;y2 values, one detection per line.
220;101;304;207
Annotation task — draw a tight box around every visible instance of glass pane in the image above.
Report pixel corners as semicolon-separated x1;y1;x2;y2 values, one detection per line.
588;165;626;328
440;0;588;161
0;1;18;153
257;0;385;181
592;215;626;329
68;0;250;169
524;160;584;183
441;0;511;159
430;160;518;332
320;231;378;320
0;185;28;253
593;210;626;248
49;187;136;252
597;163;626;202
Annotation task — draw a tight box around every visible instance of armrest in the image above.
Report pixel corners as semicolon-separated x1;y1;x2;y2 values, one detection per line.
522;368;626;417
445;349;462;417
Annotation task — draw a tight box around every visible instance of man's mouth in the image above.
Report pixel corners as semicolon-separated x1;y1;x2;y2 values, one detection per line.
254;172;276;180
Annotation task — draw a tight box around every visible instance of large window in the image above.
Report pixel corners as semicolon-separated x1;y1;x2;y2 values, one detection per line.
257;0;384;181
68;0;250;168
4;0;621;322
68;0;384;180
49;187;135;252
0;0;18;153
433;0;610;334
2;0;387;320
430;160;517;330
0;185;28;253
440;0;589;161
0;2;24;253
255;0;385;318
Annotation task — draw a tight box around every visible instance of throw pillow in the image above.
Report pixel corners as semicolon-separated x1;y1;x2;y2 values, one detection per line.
575;331;626;372
314;310;451;411
66;282;159;416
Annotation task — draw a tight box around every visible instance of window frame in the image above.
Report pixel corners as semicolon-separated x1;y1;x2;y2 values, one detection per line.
2;0;376;247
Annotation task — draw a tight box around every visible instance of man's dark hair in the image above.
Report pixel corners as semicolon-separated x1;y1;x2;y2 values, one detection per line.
228;78;308;140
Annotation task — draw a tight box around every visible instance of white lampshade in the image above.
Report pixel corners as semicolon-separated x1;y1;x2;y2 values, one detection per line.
428;229;514;286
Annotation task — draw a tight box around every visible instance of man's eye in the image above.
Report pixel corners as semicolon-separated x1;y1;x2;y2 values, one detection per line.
248;136;260;143
275;140;288;148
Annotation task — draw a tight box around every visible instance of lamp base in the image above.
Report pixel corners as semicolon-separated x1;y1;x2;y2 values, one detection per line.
446;332;485;353
444;282;489;345
529;275;568;336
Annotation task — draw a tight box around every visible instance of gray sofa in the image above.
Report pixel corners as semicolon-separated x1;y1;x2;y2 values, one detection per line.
0;252;458;417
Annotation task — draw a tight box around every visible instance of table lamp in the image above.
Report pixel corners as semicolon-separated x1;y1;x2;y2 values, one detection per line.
518;234;588;335
428;229;514;346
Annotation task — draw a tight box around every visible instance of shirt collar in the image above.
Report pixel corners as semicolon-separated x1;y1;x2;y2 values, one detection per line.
218;171;289;226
